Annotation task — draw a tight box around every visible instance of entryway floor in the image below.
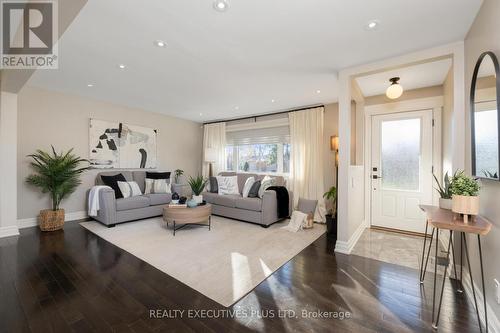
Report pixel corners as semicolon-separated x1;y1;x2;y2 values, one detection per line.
351;228;448;275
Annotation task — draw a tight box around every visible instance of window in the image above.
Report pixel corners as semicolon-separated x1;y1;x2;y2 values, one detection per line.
225;143;290;174
224;118;290;174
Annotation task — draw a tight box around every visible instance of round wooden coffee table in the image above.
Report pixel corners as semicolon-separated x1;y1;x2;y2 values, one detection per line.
163;203;212;236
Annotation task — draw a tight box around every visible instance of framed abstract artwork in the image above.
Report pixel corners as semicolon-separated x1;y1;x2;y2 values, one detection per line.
89;119;157;169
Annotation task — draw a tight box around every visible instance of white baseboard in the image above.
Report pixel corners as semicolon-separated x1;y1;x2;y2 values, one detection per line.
18;210;88;229
0;225;20;238
334;220;366;254
460;267;500;333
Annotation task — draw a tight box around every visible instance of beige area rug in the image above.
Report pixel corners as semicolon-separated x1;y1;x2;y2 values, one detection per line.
80;216;325;307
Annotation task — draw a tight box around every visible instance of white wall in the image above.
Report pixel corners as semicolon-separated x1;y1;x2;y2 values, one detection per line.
0;91;19;237
464;0;500;325
17;86;203;221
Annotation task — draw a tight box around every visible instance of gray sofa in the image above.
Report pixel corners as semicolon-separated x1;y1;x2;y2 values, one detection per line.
91;171;174;227
202;172;293;227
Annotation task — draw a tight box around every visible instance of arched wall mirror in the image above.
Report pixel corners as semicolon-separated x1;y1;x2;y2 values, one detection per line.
471;51;500;180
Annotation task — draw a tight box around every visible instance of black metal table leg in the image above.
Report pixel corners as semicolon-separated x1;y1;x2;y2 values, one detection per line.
459;231;463;292
478;235;488;333
420;220;429;283
209;216;211;231
433;230;453;329
463;233;483;333
421;227;435;283
450;231;459;281
173;220;176;236
432;228;439;328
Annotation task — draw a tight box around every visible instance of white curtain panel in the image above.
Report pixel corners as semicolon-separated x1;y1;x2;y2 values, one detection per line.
289;107;326;222
202;123;226;178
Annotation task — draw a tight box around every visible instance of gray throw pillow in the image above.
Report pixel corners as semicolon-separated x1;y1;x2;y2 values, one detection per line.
247;180;261;198
209;177;218;193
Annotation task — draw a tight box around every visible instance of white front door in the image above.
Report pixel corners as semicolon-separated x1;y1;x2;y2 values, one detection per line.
370;110;434;234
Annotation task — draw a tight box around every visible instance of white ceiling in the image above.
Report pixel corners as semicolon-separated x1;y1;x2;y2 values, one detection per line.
27;0;482;122
355;59;453;97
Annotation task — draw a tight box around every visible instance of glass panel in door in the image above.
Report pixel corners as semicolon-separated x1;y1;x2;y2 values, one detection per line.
381;118;421;191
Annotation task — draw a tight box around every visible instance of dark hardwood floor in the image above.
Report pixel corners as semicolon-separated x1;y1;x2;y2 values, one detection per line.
0;221;481;333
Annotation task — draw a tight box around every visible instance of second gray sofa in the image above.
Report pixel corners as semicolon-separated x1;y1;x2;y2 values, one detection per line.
202;172;293;227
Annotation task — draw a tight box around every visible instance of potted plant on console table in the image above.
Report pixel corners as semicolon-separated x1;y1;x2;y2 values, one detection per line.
188;175;208;204
450;170;480;224
433;171;454;210
26;147;89;231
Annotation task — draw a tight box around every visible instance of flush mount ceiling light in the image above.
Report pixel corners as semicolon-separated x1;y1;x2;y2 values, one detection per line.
316;90;321;94
154;40;167;47
386;77;403;99
364;19;380;31
118;64;126;69
87;84;93;87
213;0;229;12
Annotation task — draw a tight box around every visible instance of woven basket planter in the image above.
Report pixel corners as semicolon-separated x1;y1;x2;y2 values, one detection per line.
39;209;65;231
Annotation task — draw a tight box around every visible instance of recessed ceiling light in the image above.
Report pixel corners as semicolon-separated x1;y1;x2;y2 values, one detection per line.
199;113;203;116
234;106;239;110
87;84;93;87
365;20;380;31
118;64;126;69
271;99;275;103
154;40;167;48
213;0;228;12
316;90;321;94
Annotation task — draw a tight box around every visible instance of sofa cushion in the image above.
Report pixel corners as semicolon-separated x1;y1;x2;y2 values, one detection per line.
146;193;172;206
202;192;217;203
97;171;133;184
237;173;257;194
101;173;127;199
203;192;238;208
256;174;286;187
132;171;146;193
116;196;150;211
235;197;262;212
247;180;261;198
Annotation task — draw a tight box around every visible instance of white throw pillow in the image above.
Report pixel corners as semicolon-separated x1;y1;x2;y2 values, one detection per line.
242;177;255;198
144;178;154;194
153;179;172;194
117;181;142;198
216;176;239;195
258;176;276;198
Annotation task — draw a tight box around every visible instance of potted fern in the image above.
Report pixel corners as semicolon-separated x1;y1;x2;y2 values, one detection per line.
433;171;453;210
188;175;208;204
26;147;89;231
323;186;337;234
450;170;480;223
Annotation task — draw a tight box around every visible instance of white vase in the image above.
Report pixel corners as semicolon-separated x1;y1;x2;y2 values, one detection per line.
439;198;452;210
193;194;203;204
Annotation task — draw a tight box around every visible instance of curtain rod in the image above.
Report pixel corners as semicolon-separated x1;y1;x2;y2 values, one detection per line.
203;104;325;125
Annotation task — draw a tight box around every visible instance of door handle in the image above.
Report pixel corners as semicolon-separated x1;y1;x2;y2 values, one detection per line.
372;175;382;179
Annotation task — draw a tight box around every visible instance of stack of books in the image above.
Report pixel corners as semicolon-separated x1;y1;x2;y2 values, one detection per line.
168;203;187;208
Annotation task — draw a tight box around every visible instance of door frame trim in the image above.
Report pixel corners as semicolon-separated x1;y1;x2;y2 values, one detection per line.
363;96;443;230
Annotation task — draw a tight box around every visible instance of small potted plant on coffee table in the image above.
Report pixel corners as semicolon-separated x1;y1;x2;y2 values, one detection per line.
323;186;337;234
188;175;208;204
26;147;88;231
450;170;480;223
433;171;453;210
